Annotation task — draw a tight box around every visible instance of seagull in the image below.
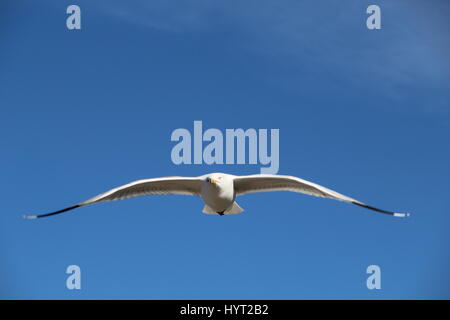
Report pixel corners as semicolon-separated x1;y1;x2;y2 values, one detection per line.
23;173;409;219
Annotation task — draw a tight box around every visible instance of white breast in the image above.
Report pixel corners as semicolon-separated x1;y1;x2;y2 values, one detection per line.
200;181;235;212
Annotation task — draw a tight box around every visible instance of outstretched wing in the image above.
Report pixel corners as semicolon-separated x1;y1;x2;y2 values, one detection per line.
233;174;409;217
24;176;202;219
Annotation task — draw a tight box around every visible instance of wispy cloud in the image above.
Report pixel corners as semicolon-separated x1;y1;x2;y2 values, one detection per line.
95;0;222;32
93;0;450;116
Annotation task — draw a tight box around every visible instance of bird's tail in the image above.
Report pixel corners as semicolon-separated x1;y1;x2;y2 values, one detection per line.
202;202;244;215
224;202;244;214
202;205;217;214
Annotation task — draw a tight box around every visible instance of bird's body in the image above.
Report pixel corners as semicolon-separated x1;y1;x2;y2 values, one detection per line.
23;173;410;219
201;174;236;214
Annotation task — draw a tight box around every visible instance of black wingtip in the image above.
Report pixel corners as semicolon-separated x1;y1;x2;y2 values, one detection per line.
23;204;82;219
352;201;409;218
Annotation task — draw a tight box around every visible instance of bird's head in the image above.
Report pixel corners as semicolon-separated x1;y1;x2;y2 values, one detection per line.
205;173;231;188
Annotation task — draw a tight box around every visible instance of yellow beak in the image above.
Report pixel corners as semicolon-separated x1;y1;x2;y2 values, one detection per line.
210;178;218;184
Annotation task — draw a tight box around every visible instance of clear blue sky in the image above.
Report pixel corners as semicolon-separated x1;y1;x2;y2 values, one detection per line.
1;0;449;299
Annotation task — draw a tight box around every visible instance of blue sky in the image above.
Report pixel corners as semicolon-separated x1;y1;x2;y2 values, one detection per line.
0;0;449;299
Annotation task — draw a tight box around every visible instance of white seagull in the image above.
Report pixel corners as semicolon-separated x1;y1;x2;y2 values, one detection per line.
23;173;409;219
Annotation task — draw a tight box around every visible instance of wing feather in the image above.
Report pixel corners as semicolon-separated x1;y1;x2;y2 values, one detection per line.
84;176;201;204
24;176;202;219
234;174;351;200
233;174;409;217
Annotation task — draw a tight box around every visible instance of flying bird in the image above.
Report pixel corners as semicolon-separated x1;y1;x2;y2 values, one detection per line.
23;173;409;219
